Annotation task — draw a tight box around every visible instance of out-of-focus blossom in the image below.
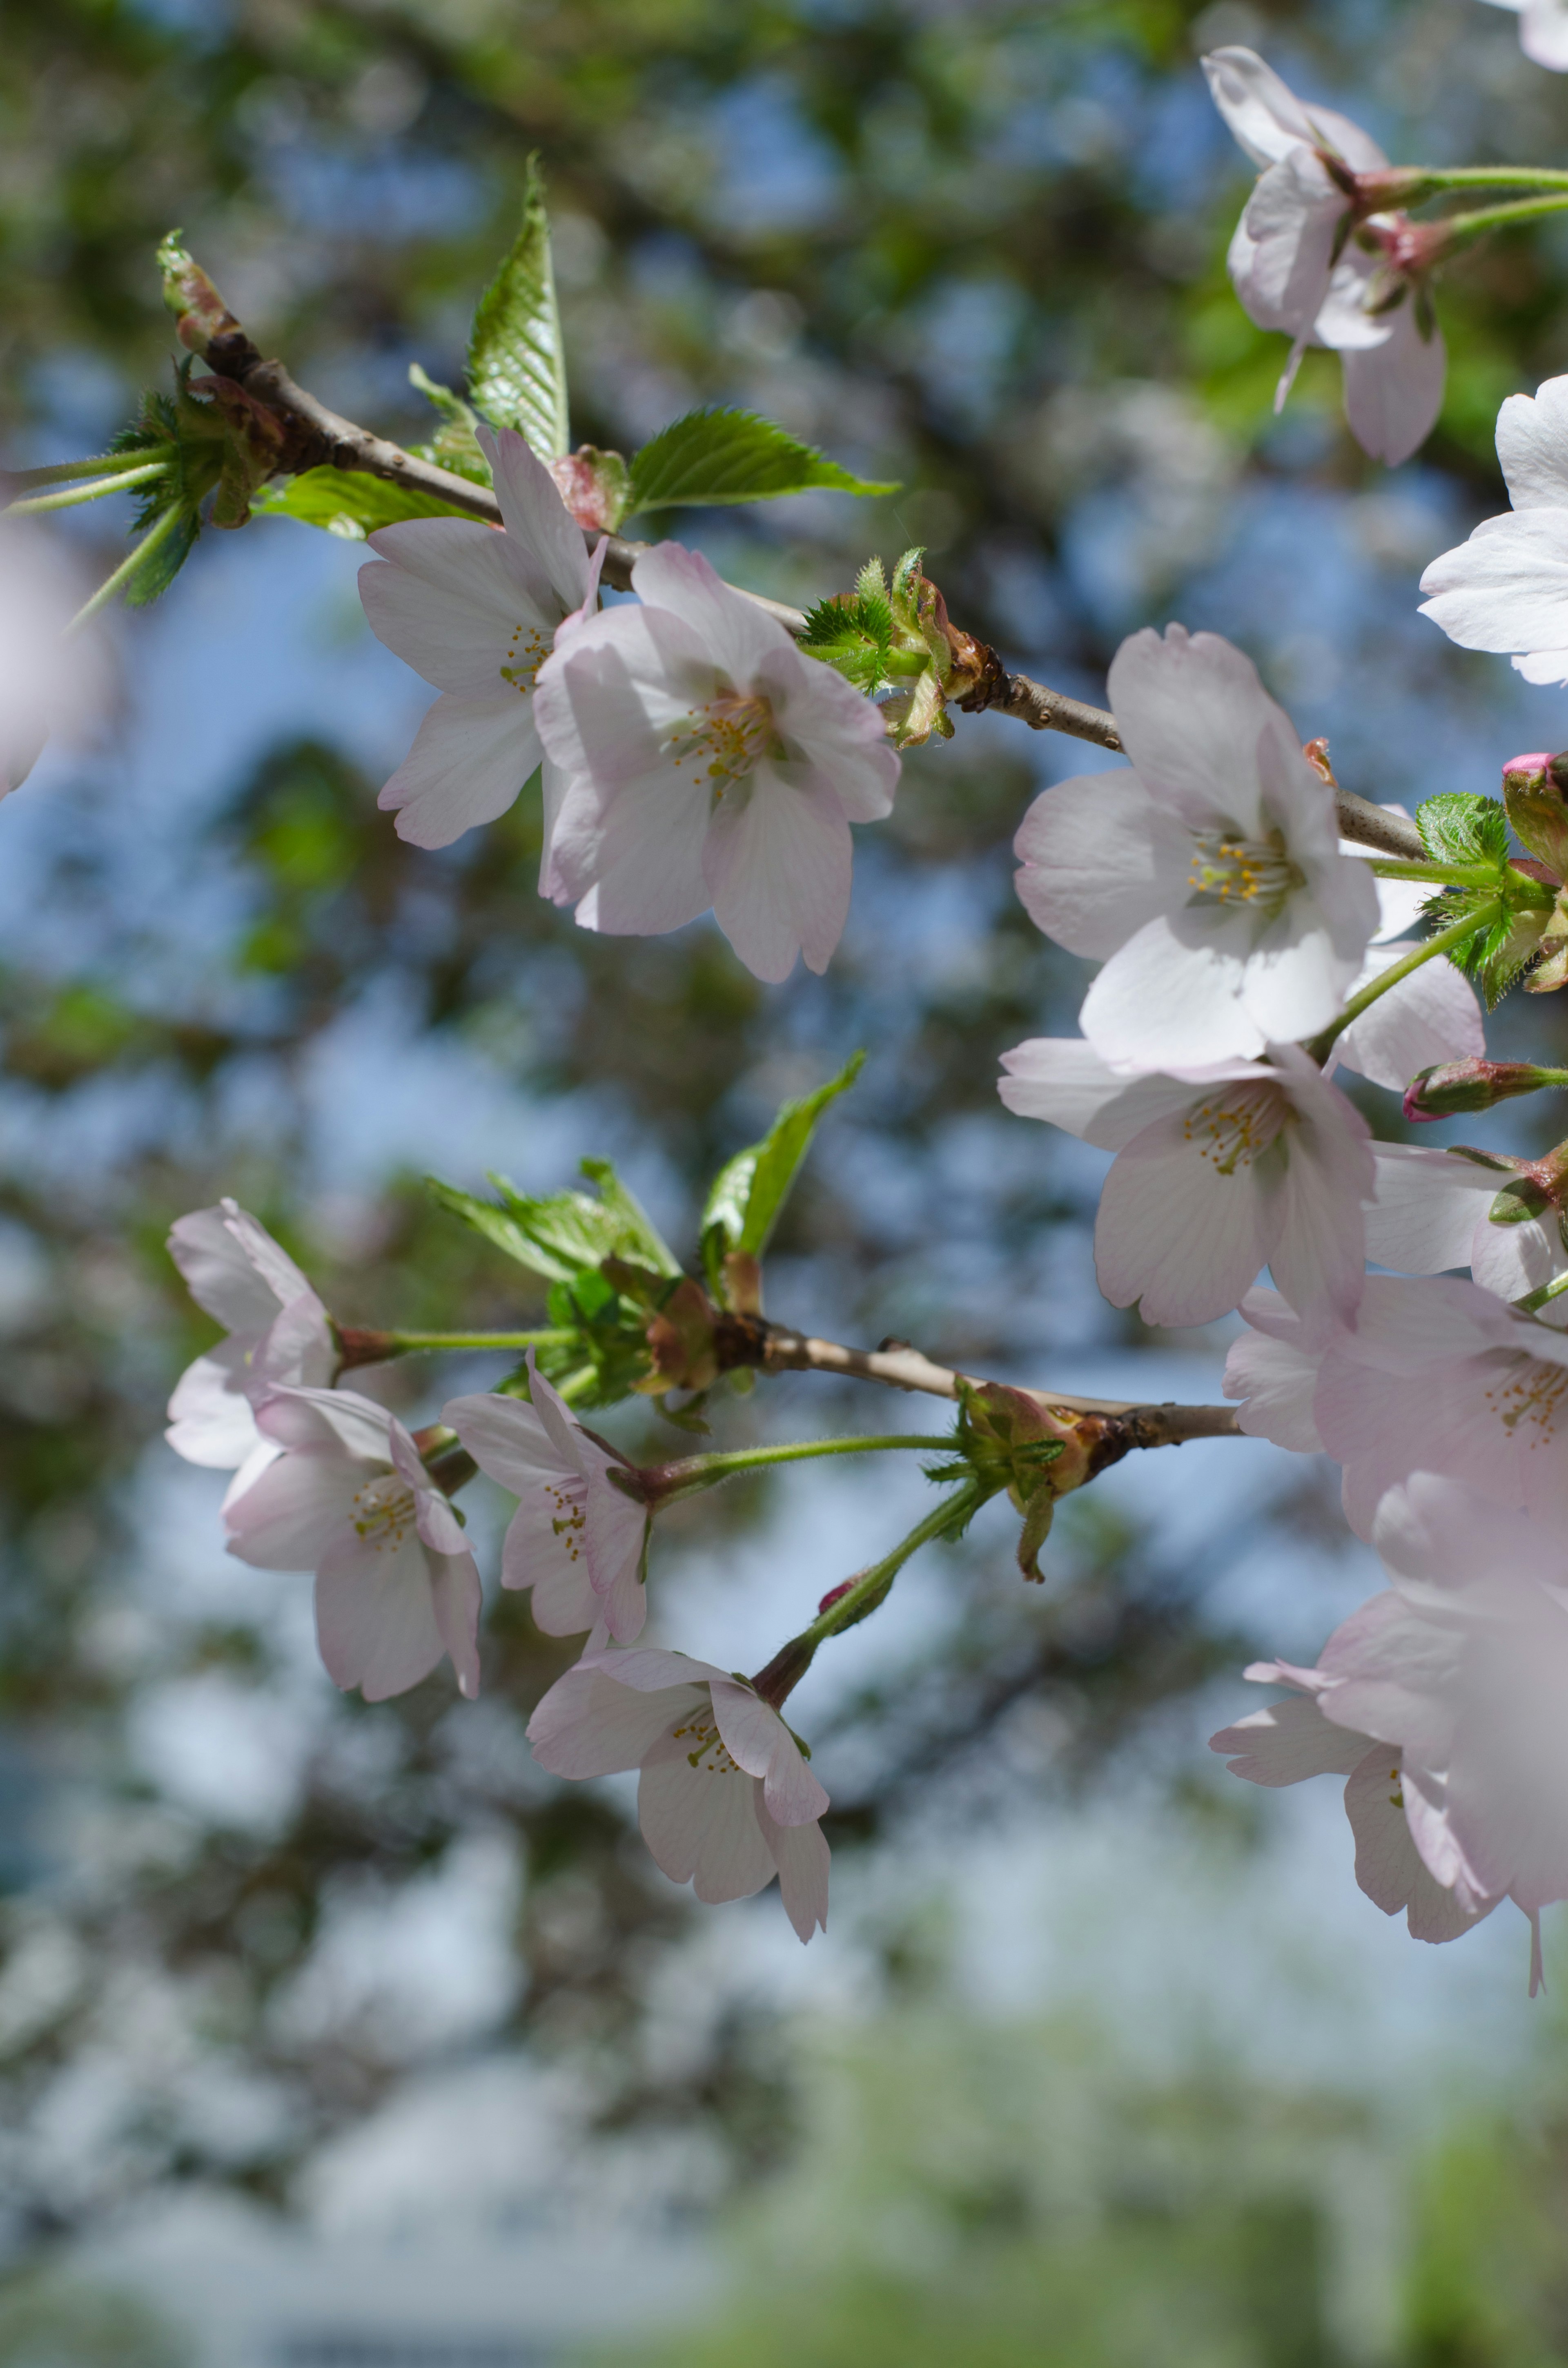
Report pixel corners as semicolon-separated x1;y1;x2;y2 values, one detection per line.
1203;46;1445;465
225;1385;481;1704
1477;0;1568;71
527;1647;830;1939
533;543;899;982
166;1199;335;1478
1013;627;1377;1067
359;426;601;853
1215;1472;1568;1985
445;1354;649;1642
997;1039;1372;1333
0;525;107;796
1420;376;1568;685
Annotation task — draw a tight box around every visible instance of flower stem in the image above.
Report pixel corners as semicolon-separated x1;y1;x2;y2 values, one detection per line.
1514;1269;1568;1315
3;452;165;489
1301;899;1503;1068
67;504;186;630
1404;166;1568;193
383;1326;579;1353
1365;857;1519;889
643;1432;943;1508
1433;192;1568;246
3;460;172;517
750;1484;980;1708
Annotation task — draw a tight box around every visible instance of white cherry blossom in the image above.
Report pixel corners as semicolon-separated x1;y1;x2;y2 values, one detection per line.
1215;1472;1568;1983
1477;0;1568;70
1419;376;1568;683
1013;627;1378;1067
1204;47;1445;465
166;1199;335;1479
359;426;601;852
224;1385;481;1703
532;543;900;983
1365;1141;1568;1322
998;1039;1372;1333
444;1354;649;1642
527;1648;830;1940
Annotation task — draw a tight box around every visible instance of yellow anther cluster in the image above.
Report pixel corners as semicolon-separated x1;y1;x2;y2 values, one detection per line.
547;1480;587;1561
664;689;781;796
1186;828;1302;919
498;621;552;697
1483;1355;1568;1446
1181;1086;1287;1178
351;1476;418;1552
672;1711;742;1776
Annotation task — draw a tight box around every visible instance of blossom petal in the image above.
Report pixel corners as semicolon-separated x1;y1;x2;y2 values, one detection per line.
314;1528;447;1701
1223;1320;1325;1451
1106;624;1291;836
1011;770;1194;959
377;691;541;849
225;1450;359;1571
1339;310;1446;468
1093;1102;1281;1327
1419;507;1568;657
1080;918;1263;1067
757;1799;830;1940
1494;373;1568;510
1212;1692;1368;1784
167;1343;263;1469
710;1679;831;1825
998;1039;1211;1151
360;521;551;695
526;1665;702;1775
703;763;852;981
1334;952;1484;1093
762;643;899;823
167;1202;299;1333
629;543;793;689
477;426;591;613
1343;1746;1490;1940
1365;1145;1503;1275
637;1735;777;1901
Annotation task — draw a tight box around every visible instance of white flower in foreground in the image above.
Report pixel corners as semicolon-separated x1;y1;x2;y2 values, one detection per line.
1477;0;1568;71
527;1648;830;1940
1419;375;1568;685
533;543;900;983
1330;944;1484;1092
166;1199;335;1476
1214;1471;1568;1985
1203;47;1445;465
997;1039;1372;1332
1013;627;1378;1066
359;426;601;852
1228;1272;1568;1534
445;1355;649;1642
225;1385;481;1703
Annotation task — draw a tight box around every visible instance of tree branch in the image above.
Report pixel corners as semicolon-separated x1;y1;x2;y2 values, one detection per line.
193;320;1421;860
742;1322;1239;1447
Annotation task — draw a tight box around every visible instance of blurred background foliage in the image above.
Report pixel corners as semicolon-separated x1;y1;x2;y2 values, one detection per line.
6;0;1568;2356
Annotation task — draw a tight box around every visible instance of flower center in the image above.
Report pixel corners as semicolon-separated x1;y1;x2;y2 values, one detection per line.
498;622;552;698
351;1474;419;1552
670;1709;743;1776
1180;1084;1289;1179
664;688;780;797
1482;1352;1568;1447
1186;829;1303;922
545;1475;588;1562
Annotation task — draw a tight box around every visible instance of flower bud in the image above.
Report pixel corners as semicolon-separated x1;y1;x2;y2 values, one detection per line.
1503;750;1568;879
1403;1059;1565;1121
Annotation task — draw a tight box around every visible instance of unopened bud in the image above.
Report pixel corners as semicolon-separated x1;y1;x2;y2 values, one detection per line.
1504;750;1568;878
1404;1059;1566;1121
817;1581;853;1614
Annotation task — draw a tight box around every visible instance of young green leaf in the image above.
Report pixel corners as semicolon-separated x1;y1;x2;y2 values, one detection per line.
252;467;477;540
1415;793;1510;870
467;155;570;459
700;1050;865;1290
428;1159;679;1284
626;409;897;516
405;363;492;487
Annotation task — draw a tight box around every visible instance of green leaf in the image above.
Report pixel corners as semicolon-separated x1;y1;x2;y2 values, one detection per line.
252;467;476;540
467;154;570;458
428;1159;679;1284
574;1158;682;1277
405;363;492;487
626;408;897;516
700;1050;865;1287
1416;793;1510;870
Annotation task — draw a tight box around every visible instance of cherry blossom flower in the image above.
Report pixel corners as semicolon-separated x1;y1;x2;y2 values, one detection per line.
0;526;108;797
1419;375;1568;684
224;1385;481;1703
1229;1271;1568;1534
997;1039;1372;1332
444;1355;649;1642
166;1199;335;1479
1331;945;1484;1093
1477;0;1568;71
1214;1472;1568;1983
532;542;900;983
526;1648;830;1940
1203;47;1445;465
358;426;602;852
1365;1141;1568;1321
1013;627;1378;1067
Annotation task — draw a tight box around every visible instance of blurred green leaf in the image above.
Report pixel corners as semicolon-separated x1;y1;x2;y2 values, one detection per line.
406;362;493;487
467;153;570;458
626;409;897;515
701;1050;864;1290
252;466;475;540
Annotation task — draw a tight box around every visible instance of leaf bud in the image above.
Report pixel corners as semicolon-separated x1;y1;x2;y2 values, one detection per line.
1403;1059;1568;1121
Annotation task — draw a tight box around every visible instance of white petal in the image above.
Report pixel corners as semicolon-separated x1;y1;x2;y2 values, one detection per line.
1211;1692;1368;1784
1011;770;1194;959
1521;0;1568;69
548;763;713;940
314;1529;447;1700
526;1665;702;1775
1421;505;1568;657
710;1679;830;1824
167;1202;292;1333
1343;1746;1490;1939
360;522;552;695
1080;919;1263;1067
1495;374;1568;509
1106;624;1293;835
1471;1211;1568;1323
1094;1102;1282;1327
377;691;541;849
1267;1063;1373;1332
1366;1144;1503;1274
997;1038;1216;1151
1236;910;1361;1048
255;1385;394;1464
757;1799;830;1940
167;1343;263;1469
444;1391;572;1493
763;642;900;823
1339;308;1446;467
637;1737;777;1900
1232;150;1343;337
1334;951;1484;1093
477;426;590;612
703;763;853;981
224;1451;359;1571
429;1548;483;1699
629;542;793;689
1223;1321;1325;1451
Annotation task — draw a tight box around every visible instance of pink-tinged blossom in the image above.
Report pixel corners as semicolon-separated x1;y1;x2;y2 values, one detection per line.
1477;0;1568;71
358;427;601;854
526;1648;830;1940
997;1039;1372;1333
532;543;900;983
1419;376;1568;684
1221;1287;1325;1452
166;1200;336;1478
1330;946;1484;1093
1203;47;1445;465
444;1355;648;1642
1013;627;1378;1066
1365;1143;1568;1326
224;1385;481;1704
1212;1471;1568;1984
